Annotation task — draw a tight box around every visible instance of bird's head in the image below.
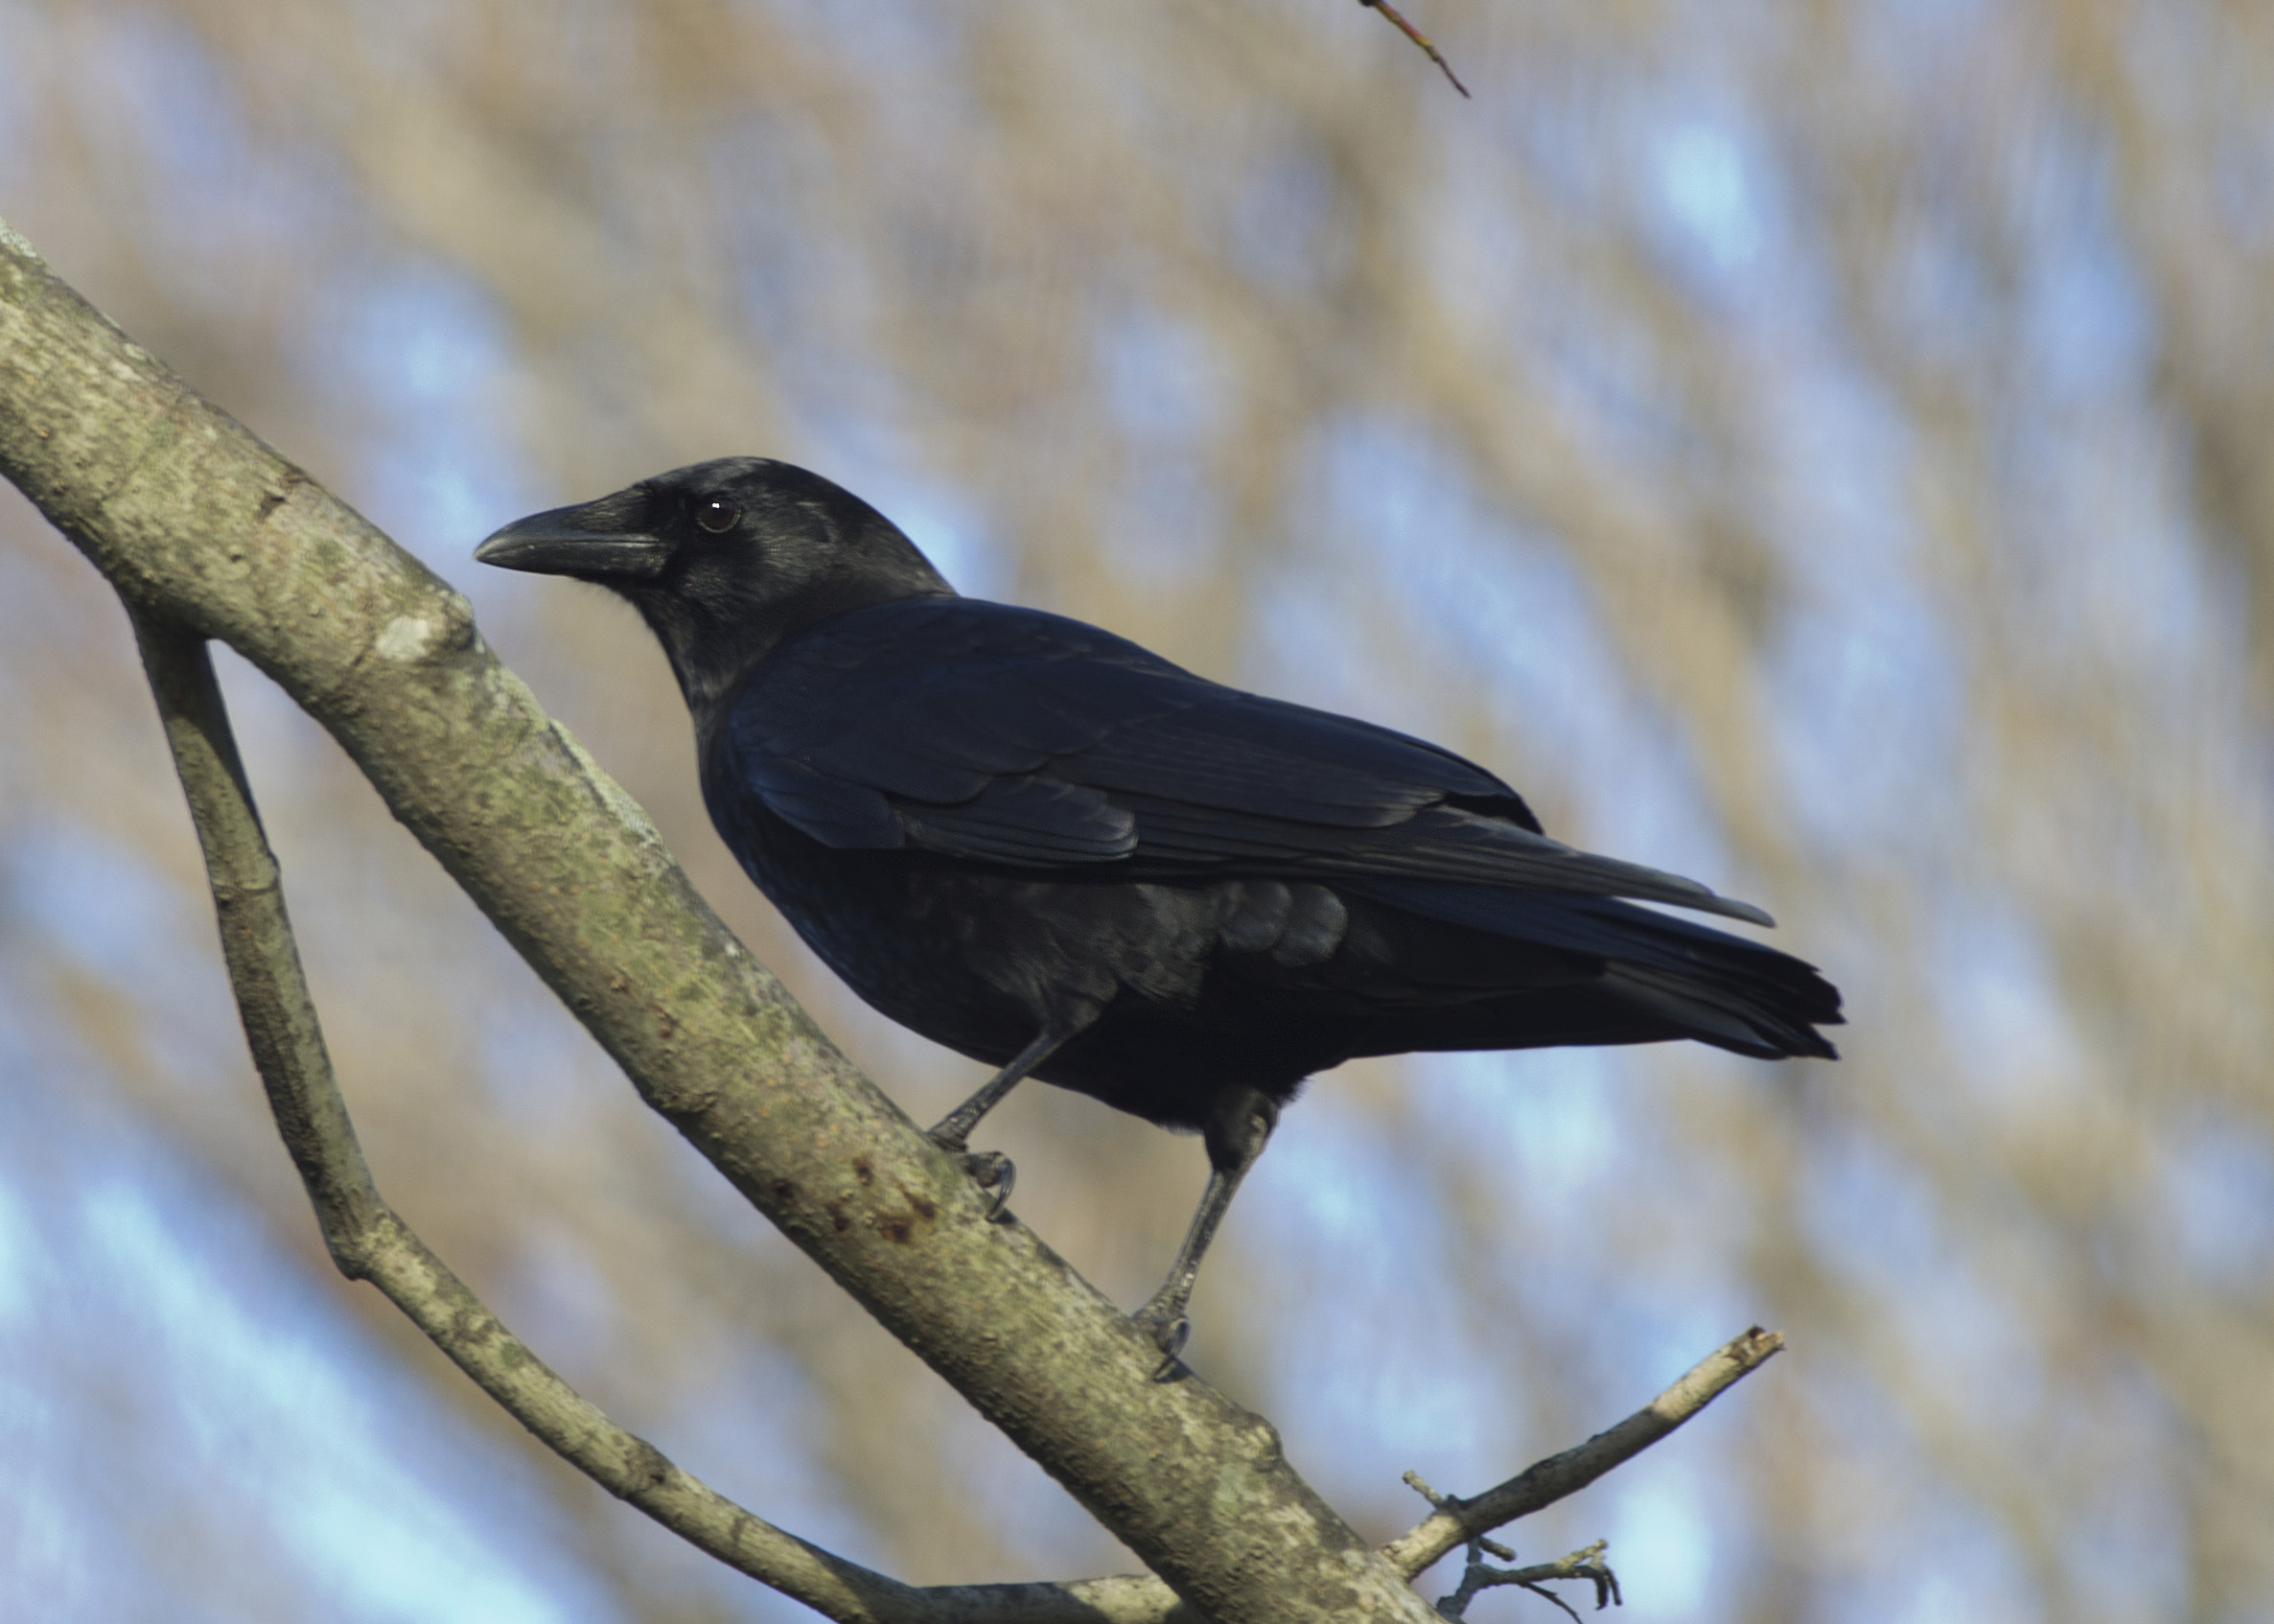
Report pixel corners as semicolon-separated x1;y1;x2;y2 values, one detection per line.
476;457;954;715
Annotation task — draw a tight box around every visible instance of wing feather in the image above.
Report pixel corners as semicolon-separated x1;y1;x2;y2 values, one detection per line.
714;598;1768;923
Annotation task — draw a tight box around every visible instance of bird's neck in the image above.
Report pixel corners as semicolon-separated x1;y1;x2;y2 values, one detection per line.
658;580;956;735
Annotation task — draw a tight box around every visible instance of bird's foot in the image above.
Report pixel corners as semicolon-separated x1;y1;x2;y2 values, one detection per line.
1132;1296;1192;1381
961;1149;1015;1219
928;1132;1015;1221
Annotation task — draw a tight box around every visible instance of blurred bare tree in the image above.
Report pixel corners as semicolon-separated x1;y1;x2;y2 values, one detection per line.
0;1;2267;1620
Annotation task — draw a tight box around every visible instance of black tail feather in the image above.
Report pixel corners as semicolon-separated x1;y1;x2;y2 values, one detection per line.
1348;879;1843;1060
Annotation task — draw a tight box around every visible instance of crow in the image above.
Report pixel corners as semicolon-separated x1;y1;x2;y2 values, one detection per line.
477;457;1841;1359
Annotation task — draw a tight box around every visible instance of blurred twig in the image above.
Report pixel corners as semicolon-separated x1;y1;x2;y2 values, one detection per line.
1357;0;1471;98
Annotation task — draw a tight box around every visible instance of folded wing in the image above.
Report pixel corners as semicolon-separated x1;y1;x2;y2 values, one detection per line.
721;597;1772;926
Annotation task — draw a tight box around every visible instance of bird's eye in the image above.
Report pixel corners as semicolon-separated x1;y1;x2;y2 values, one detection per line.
696;499;741;534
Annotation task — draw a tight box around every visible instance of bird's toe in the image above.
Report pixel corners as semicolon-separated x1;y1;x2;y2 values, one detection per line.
950;1148;1016;1221
1132;1301;1191;1379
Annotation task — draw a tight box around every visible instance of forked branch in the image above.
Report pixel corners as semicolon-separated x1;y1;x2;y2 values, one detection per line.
1384;1328;1786;1579
129;613;943;1623
128;612;1785;1622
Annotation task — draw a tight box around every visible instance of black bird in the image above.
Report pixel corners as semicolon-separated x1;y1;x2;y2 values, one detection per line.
477;458;1841;1358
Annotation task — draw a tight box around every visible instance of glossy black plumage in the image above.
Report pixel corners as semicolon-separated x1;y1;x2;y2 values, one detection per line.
478;457;1843;1354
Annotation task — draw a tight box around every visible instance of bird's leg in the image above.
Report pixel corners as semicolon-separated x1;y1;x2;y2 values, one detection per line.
1134;1087;1279;1374
926;1023;1079;1219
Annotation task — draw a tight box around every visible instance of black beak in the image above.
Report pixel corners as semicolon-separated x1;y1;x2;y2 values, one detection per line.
476;497;671;582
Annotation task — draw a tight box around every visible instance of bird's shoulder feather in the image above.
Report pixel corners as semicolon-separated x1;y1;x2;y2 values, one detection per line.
714;595;1536;848
707;598;1765;923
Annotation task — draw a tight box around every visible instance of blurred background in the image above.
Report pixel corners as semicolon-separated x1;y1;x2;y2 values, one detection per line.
2;1;2269;1619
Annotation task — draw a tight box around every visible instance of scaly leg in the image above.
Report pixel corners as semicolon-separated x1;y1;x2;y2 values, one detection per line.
926;1023;1081;1218
1134;1087;1278;1373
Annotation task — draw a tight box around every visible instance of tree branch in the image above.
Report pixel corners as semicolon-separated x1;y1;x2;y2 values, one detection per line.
1381;1327;1786;1579
0;215;1437;1623
1428;1539;1621;1622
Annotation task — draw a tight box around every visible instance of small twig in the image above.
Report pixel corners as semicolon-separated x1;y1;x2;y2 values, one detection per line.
1435;1540;1621;1620
1384;1327;1785;1579
1403;1474;1514;1561
1357;0;1472;98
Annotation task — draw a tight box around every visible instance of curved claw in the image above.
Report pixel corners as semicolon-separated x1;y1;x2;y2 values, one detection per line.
1133;1305;1191;1380
930;1131;1017;1222
960;1149;1016;1221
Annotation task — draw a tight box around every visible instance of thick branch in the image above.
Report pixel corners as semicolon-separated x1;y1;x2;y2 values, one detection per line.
1381;1327;1785;1579
0;217;1435;1623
